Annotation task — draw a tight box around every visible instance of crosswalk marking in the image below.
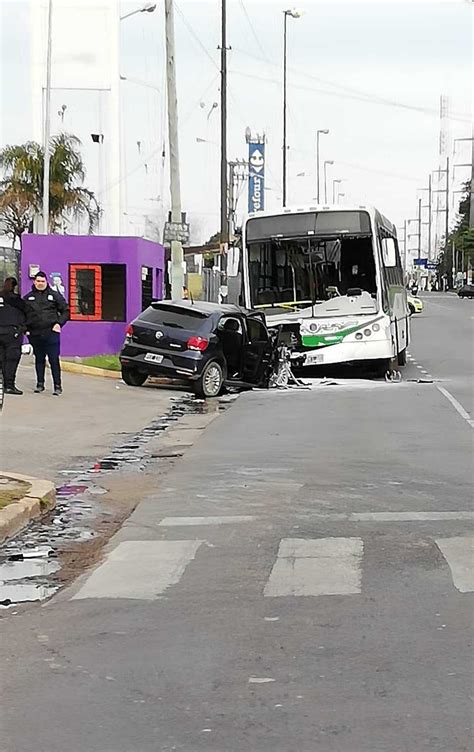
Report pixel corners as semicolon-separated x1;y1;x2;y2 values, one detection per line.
263;537;363;597
159;516;255;526
435;537;474;593
72;540;203;600
69;535;473;602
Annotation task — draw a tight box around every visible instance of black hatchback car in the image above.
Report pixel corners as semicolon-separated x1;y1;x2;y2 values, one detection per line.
458;284;474;299
119;300;275;398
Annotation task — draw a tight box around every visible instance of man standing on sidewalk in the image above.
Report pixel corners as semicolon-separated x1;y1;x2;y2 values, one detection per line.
0;277;27;395
24;271;69;396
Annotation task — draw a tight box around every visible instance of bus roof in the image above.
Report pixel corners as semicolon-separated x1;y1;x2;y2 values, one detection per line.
245;204;397;237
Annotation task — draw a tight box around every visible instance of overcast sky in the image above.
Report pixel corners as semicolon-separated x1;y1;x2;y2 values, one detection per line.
0;0;472;250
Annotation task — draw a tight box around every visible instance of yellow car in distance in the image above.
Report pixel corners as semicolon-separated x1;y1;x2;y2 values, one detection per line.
407;293;423;314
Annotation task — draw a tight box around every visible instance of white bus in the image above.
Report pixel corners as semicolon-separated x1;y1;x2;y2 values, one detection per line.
236;205;408;372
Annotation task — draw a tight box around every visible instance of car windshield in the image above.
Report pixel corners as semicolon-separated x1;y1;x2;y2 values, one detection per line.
139;304;209;330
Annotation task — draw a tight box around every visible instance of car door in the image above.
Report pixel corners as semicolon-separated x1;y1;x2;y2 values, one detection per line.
241;314;274;384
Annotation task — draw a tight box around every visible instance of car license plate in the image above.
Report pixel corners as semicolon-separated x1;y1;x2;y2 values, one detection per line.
144;353;163;364
305;352;324;365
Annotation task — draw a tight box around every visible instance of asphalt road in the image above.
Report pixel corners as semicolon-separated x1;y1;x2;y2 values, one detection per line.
1;293;473;752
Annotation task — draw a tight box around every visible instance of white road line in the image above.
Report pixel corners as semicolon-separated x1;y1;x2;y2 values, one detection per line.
436;385;474;429
264;537;363;597
300;511;474;522
352;511;474;522
159;516;255;526
435;537;474;592
72;540;203;600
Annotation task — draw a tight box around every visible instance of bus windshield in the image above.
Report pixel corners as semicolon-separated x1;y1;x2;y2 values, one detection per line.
247;235;377;309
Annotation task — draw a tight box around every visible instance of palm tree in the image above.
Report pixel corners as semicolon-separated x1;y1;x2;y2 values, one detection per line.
0;133;100;242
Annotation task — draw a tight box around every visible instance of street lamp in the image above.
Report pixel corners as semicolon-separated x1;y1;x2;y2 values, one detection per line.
332;178;342;204
120;74;160;92
282;8;302;206
120;2;157;21
316;129;329;203
323;160;334;204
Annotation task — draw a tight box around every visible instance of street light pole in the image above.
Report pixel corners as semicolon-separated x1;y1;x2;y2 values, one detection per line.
164;0;184;298
282;9;301;207
42;0;53;234
418;197;422;259
316;129;329;203
332;179;342;204
120;3;157;21
220;0;228;243
323;160;333;204
282;11;288;207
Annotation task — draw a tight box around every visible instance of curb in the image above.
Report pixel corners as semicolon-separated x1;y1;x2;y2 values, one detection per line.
60;361;121;379
60;360;185;387
0;472;56;544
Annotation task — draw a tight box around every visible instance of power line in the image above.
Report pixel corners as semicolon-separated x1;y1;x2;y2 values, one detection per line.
230;49;470;123
174;1;219;71
237;0;272;64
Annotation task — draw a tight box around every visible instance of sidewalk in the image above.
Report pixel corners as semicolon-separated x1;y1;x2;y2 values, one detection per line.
0;355;186;480
0;472;55;543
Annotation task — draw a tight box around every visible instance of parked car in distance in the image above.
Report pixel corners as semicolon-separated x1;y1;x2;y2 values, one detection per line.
407;293;423;314
458;284;474;299
120;300;275;398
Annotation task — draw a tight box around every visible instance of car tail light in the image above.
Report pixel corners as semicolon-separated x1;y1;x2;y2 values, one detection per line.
187;335;209;351
125;324;134;337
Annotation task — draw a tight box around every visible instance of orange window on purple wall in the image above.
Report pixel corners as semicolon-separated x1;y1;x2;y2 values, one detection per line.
69;264;102;321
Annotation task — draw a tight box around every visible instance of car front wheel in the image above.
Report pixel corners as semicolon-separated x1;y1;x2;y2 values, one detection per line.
121;367;148;387
194;360;224;398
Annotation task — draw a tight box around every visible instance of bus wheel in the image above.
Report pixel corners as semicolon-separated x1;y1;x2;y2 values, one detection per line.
398;348;407;366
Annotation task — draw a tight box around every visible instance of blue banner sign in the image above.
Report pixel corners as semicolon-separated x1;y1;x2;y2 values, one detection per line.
414;258;428;267
248;143;265;213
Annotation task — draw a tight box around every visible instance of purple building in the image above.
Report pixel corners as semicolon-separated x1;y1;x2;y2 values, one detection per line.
21;235;165;357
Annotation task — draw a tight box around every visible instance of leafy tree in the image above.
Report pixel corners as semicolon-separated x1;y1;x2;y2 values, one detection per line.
0;133;100;244
438;180;473;279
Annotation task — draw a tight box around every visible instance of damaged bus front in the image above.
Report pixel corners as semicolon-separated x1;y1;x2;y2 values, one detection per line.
241;206;408;371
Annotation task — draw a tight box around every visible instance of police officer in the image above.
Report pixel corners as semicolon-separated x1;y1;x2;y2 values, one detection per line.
0;277;27;395
24;271;69;396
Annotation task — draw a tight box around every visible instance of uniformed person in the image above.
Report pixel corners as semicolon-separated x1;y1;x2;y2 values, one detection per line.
24;271;69;396
0;277;27;395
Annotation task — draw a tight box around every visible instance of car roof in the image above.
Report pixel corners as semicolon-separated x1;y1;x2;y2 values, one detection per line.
151;299;251;316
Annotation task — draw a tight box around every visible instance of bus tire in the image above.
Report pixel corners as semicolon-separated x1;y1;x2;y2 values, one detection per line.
398;348;407;367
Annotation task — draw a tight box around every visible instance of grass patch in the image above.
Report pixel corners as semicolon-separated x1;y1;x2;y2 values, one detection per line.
81;355;121;371
0;481;30;509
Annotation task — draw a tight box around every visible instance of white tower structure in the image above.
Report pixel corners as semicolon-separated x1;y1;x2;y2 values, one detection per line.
30;0;121;234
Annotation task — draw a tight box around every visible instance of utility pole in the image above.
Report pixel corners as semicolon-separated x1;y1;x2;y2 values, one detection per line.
418;197;422;259
164;0;184;298
282;11;288;206
404;219;408;270
228;159;248;237
427;173;432;258
42;0;53;234
445;156;450;254
470;123;474;229
220;0;228;244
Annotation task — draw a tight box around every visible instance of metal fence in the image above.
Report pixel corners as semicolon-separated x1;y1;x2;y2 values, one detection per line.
202;268;221;303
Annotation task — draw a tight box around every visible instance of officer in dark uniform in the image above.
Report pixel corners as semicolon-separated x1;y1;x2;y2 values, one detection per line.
24;271;69;396
0;277;27;395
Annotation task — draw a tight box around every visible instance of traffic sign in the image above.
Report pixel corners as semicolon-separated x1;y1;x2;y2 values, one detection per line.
163;221;190;245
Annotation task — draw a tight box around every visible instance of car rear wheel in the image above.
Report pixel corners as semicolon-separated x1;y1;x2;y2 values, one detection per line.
194;360;224;399
408;304;415;315
121;367;148;387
